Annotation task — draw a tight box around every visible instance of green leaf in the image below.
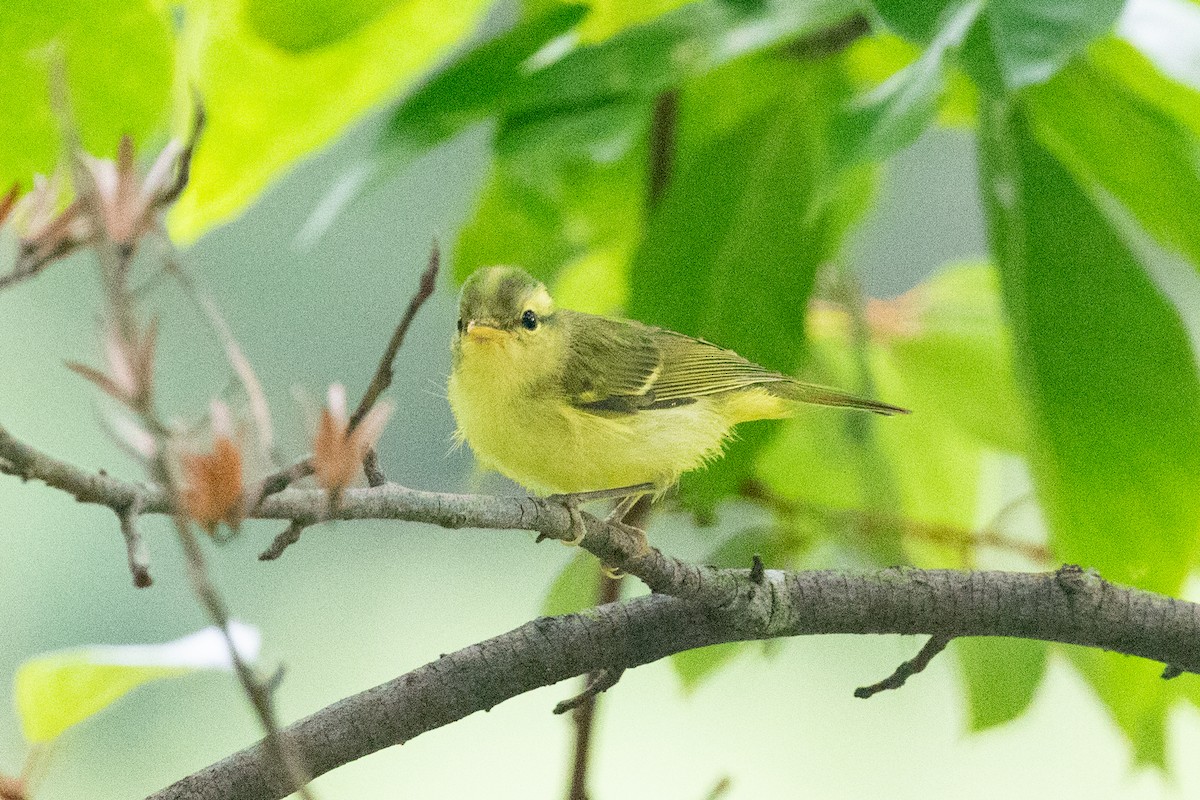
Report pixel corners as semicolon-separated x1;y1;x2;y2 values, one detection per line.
980;98;1200;596
15;623;260;743
168;0;491;242
242;0;403;53
876;0;1126;89
1093;37;1200;138
833;0;982;168
542;551;603;617
529;0;701;43
870;0;948;43
1066;648;1172;767
454;149;645;291
503;0;858;119
672;642;744;693
977;0;1126;89
390;0;856;173
956;637;1047;731
630;60;873;514
1026;59;1200;273
760;262;1027;567
385;4;589;158
882;263;1027;454
0;0;174;188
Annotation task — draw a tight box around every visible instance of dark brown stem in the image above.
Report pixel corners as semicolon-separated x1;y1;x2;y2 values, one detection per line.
647;91;679;210
854;633;953;698
362;447;387;487
348;245;439;430
259;520;311;561
116;492;152;587
565;570;623;800
783;13;871;60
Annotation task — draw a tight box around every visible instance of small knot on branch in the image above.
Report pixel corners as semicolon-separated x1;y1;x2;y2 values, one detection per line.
750;554;765;584
1162;664;1184;680
1055;563;1102;595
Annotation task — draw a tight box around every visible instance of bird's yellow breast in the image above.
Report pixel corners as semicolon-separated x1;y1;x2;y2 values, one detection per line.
447;337;750;495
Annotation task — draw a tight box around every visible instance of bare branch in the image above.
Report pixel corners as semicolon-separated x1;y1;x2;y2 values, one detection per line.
349;245;440;430
116;492;152;587
6;423;1200;796
554;666;625;715
252;247;439;502
258;520;310;561
854;633;953;699
148;567;1200;800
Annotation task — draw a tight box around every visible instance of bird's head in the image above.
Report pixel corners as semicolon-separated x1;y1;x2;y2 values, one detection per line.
455;266;556;346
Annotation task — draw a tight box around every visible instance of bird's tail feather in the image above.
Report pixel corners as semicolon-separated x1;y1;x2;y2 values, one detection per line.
772;381;909;416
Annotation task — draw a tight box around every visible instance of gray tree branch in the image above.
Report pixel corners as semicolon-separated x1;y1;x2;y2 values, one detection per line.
148;567;1200;800
5;425;1200;799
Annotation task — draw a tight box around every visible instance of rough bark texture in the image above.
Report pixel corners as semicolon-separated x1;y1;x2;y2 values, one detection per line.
148;567;1200;800
5;427;1200;800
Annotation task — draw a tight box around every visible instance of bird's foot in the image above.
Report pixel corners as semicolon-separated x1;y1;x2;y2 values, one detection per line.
545;483;655;548
603;501;651;559
562;500;586;547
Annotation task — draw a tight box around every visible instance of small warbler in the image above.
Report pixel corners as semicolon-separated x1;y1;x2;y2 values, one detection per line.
448;266;906;538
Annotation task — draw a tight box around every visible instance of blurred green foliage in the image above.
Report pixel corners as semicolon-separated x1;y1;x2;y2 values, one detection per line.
7;0;1200;779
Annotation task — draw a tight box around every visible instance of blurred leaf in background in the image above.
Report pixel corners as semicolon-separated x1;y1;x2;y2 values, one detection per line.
169;0;492;241
15;623;259;744
0;0;174;185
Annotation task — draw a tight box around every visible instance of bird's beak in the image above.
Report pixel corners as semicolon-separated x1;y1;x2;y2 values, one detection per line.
464;320;508;343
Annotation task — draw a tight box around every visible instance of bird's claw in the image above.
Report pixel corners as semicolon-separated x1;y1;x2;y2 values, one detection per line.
546;494;587;546
607;519;650;559
563;502;586;546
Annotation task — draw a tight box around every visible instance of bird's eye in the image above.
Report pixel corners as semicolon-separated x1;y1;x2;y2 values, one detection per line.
456;317;464;333
521;309;538;330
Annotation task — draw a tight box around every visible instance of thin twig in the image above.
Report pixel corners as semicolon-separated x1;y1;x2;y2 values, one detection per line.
854;633;953;699
554;667;626;715
253;247;439;503
703;777;733;800
259;520;310;561
362;447;387;487
254;457;316;507
349;244;440;430
740;479;1050;563
116;492;152;587
47;68;316;799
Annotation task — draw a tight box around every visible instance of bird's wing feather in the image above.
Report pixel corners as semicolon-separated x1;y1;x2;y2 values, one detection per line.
558;312;789;415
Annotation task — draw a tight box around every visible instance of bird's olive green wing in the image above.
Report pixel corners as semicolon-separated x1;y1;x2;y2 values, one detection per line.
558;310;908;416
557;311;790;415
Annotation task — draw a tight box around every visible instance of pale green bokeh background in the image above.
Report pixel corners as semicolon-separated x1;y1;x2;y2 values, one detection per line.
3;112;1200;798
